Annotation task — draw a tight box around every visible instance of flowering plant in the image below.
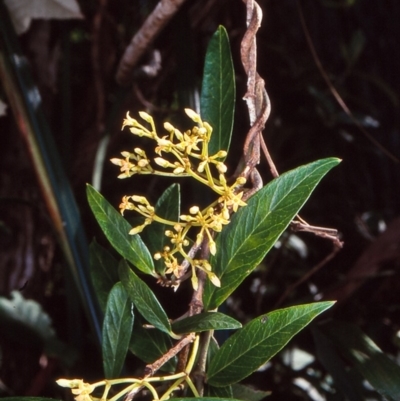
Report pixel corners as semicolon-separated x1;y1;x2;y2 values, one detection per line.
59;26;339;401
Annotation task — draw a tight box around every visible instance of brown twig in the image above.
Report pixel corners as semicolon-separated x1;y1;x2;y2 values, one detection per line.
291;220;343;249
116;0;188;86
274;243;341;308
239;0;275;195
124;333;195;401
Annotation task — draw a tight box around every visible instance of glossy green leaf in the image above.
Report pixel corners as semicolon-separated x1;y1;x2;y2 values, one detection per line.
102;282;134;378
86;184;155;276
201;25;235;157
322;320;400;401
129;316;176;372
172;312;241;334
141;184;180;274
119;260;172;336
204;158;340;310
207;302;335;386
89;239;119;312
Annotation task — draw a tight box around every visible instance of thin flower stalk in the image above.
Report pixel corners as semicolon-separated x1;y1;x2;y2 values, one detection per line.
112;109;247;288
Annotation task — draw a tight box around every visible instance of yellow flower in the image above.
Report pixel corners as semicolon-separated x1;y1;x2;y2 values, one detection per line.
56;379;94;401
119;196;134;215
216;174;247;212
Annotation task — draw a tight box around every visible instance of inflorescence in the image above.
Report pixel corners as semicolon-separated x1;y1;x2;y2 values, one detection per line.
110;109;246;289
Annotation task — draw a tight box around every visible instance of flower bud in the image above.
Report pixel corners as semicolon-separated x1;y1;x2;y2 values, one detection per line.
189;206;199;214
139;111;153;123
208;272;221;287
184;108;201;123
131;195;149;204
163;122;175;132
209;240;217;256
154;157;173;168
216;162;228;173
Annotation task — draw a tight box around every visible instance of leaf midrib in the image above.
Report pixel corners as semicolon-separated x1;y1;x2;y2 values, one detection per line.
209;304;329;377
221;163;328;276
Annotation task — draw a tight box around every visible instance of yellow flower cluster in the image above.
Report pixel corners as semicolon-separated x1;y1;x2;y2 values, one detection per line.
111;109;246;289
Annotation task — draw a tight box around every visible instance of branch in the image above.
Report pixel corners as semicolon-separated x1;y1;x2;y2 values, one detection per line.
116;0;187;86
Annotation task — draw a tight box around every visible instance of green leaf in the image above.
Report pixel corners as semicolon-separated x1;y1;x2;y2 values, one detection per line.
102;282;134;378
86;184;155;276
201;25;235;157
172;312;241;334
89;239;119;312
321;320;400;401
207;302;335;386
232;383;271;401
312;327;365;401
204;158;340;310
0;291;77;367
119;260;172;336
141;184;180;274
129;316;176;372
205;385;233;399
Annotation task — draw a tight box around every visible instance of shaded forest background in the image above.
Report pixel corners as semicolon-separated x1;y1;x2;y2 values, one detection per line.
1;0;400;400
